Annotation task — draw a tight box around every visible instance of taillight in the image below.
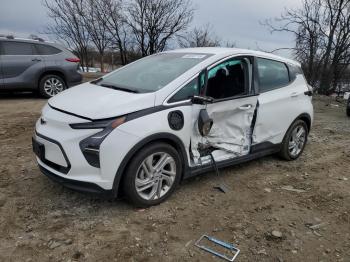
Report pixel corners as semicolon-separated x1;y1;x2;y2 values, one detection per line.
65;58;80;63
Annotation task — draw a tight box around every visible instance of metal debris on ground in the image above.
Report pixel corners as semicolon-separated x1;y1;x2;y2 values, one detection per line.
281;185;306;193
195;234;240;261
213;184;230;193
308;222;328;230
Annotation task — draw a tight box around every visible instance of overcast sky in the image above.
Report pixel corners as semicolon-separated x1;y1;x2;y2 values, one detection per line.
0;0;301;58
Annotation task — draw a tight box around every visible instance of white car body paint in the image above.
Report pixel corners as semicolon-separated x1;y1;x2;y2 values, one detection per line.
32;47;313;195
253;74;314;144
49;83;156;119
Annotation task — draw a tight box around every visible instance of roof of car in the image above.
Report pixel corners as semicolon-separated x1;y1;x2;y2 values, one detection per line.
167;47;301;67
1;37;44;43
0;37;68;51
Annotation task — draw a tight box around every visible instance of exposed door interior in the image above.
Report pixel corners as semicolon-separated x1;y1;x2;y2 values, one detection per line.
191;56;258;165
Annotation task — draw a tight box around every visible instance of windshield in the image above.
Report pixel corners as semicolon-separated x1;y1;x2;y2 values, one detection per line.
97;53;211;93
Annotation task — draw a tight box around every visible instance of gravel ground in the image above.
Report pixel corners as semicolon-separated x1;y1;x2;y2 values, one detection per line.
0;93;349;262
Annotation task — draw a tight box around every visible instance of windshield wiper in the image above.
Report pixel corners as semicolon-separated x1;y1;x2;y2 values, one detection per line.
90;78;103;84
99;83;139;93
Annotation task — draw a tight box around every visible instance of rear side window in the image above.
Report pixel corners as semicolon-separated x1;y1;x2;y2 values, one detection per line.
288;64;303;82
257;58;290;92
1;41;33;55
34;44;61;55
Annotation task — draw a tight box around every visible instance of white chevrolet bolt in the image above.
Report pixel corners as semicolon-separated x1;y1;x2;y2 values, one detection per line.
32;48;313;207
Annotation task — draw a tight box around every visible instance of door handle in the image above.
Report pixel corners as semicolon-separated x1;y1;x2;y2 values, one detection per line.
290;92;298;98
32;58;42;62
238;104;252;110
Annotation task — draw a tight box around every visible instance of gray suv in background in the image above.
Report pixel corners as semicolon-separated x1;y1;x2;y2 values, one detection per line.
0;37;82;98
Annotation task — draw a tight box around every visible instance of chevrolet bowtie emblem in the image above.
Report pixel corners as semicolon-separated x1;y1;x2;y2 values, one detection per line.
40;118;47;125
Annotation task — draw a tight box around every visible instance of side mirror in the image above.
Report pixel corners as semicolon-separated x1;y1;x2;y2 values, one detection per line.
198;109;213;136
191;95;214;105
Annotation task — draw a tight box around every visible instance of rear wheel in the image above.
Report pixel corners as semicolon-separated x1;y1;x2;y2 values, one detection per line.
279;119;308;161
39;74;66;98
122;143;182;207
347;98;350;117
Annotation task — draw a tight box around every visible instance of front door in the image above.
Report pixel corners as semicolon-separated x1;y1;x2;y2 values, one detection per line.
191;56;258;163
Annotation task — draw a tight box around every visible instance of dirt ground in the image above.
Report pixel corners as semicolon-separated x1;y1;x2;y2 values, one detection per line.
0;92;349;262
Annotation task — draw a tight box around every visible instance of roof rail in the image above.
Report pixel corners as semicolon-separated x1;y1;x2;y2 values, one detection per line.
0;35;45;42
0;35;15;39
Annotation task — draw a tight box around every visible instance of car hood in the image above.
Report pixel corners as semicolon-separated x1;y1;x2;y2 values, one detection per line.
48;83;156;120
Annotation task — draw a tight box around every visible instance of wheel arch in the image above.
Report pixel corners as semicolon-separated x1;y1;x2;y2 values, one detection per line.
281;113;311;142
296;113;312;132
37;70;67;88
279;113;311;160
112;132;190;197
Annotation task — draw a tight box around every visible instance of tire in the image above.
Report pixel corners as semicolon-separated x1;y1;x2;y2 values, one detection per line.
39;74;66;98
122;143;182;207
347;98;350;117
279;119;308;161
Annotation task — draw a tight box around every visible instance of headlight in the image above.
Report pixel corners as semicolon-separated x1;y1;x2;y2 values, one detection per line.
70;117;125;168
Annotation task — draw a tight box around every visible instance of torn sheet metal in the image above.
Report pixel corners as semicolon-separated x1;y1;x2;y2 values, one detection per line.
191;97;257;164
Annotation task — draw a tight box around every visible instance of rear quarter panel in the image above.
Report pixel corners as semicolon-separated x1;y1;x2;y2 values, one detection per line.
253;74;313;144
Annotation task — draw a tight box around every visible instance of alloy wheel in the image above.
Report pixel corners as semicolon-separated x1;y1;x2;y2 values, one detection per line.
44;77;64;97
288;125;306;158
135;152;176;201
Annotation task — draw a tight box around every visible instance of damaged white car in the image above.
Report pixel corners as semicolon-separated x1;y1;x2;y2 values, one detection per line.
32;48;314;206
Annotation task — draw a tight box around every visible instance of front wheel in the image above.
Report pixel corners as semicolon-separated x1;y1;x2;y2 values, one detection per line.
279;120;308;161
122;143;182;207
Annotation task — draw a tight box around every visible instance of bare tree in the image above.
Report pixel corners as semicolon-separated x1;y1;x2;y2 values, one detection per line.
78;0;112;72
262;0;323;86
179;24;221;48
126;0;194;56
94;0;130;65
43;0;90;70
318;0;350;92
264;0;350;94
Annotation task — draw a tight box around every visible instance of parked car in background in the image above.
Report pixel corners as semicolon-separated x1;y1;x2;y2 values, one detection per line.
344;91;350;100
32;48;313;207
79;66;101;73
0;37;82;98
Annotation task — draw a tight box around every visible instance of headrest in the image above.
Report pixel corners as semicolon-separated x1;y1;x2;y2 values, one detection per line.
227;63;242;73
216;68;228;78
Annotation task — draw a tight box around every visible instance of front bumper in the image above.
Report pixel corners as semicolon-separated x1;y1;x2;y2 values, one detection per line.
32;130;114;193
38;164;114;197
33;133;71;174
33;133;112;196
33;103;142;196
33;133;114;197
